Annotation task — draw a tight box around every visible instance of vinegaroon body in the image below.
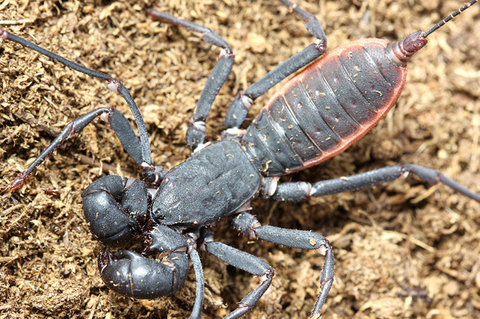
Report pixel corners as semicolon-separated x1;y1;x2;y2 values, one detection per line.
1;1;479;318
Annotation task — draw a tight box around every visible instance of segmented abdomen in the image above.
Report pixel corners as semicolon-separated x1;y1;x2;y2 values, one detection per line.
242;38;408;176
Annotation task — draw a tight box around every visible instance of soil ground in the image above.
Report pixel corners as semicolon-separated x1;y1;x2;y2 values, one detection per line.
1;0;479;318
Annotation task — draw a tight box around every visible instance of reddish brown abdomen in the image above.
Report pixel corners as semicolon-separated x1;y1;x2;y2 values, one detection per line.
242;38;408;176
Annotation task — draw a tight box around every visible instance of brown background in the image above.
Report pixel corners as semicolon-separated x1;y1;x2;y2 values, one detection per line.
1;0;479;318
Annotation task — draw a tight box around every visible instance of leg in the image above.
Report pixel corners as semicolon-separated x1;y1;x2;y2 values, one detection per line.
188;248;205;319
203;233;274;319
0;30;165;186
277;0;327;40
145;8;235;150
223;0;327;132
0;107;164;192
147;226;205;319
232;212;334;318
270;164;480;202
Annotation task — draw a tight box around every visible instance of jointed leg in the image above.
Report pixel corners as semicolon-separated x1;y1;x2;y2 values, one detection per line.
0;30;166;187
232;212;334;317
277;0;327;40
188;248;205;319
270;164;480;202
203;230;274;319
145;8;235;150
1;107;165;192
223;0;327;133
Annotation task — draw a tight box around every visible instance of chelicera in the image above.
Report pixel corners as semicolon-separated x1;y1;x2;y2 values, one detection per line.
1;1;479;318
